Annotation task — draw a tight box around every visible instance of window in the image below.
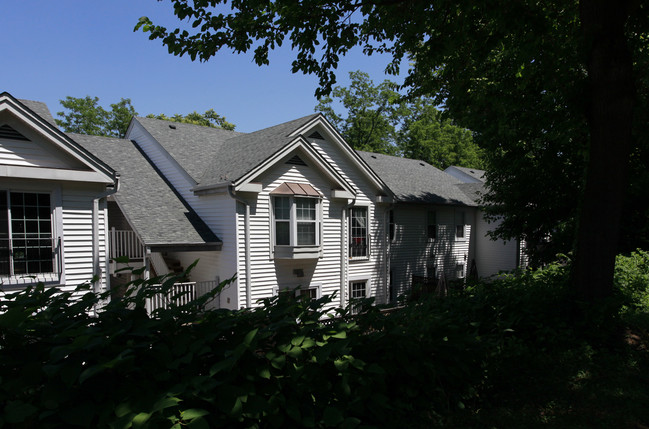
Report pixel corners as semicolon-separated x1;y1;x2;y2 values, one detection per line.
456;263;465;279
349;207;369;259
295;284;321;299
427;210;437;240
349;280;368;314
273;196;320;247
455;210;466;239
0;191;54;277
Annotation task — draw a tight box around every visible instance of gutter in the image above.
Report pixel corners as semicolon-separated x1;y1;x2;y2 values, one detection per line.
228;185;252;308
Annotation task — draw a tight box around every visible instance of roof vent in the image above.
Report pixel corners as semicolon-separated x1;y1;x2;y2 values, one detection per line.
308;131;325;140
286;155;307;166
169;124;177;129
419;162;425;166
371;155;377;159
0;124;29;141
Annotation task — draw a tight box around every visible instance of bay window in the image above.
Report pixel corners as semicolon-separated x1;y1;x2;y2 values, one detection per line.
271;182;322;259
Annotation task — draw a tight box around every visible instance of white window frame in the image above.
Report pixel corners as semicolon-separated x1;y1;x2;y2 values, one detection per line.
455;210;466;241
271;195;322;259
348;279;369;314
349;205;370;260
0;186;63;285
427;210;437;240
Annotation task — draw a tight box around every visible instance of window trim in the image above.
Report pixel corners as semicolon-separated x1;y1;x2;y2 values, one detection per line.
0;186;63;285
271;194;322;259
455;210;466;241
348;278;369;314
427;210;437;240
349;205;370;261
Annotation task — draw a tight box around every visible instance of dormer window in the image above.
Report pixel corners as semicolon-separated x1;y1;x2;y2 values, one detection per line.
271;183;322;259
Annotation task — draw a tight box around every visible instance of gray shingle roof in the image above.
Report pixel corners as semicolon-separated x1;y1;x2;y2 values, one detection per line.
132;116;243;182
357;151;477;206
198;114;320;187
448;165;486;182
133;114;321;188
70;133;220;248
18;99;58;127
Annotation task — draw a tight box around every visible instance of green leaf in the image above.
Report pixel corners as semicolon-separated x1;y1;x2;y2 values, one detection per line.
4;401;38;424
323;406;344;427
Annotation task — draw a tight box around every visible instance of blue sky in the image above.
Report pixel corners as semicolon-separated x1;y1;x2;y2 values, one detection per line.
2;1;402;133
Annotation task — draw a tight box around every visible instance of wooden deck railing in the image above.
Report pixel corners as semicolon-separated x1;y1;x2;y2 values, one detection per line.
145;280;221;314
109;228;144;261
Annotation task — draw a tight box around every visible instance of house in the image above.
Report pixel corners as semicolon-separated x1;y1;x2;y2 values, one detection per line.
444;165;525;278
2;91;523;310
357;152;480;298
0;93;117;294
121;114;394;309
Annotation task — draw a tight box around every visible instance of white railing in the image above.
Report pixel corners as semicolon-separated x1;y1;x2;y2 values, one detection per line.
110;228;144;261
145;280;221;314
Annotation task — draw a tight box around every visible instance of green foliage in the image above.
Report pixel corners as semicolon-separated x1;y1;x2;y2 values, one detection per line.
316;71;484;169
56;96;137;138
615;249;649;312
2;255;649;428
146;109;235;131
0;271;487;428
56;96;235;139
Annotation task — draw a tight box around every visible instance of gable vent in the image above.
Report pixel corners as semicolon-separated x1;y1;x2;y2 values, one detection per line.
286;155;307;166
308;131;325;140
0;125;30;141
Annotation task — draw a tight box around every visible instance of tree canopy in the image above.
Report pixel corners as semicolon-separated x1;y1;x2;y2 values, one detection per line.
316;70;484;170
56;96;235;137
146;109;235;130
56;96;137;138
136;0;649;302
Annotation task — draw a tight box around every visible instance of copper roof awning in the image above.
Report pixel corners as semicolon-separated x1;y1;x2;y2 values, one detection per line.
270;182;322;197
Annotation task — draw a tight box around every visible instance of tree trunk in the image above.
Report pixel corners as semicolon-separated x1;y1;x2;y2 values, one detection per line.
573;0;635;302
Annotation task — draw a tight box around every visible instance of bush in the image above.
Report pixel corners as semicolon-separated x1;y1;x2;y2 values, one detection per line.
0;271;491;428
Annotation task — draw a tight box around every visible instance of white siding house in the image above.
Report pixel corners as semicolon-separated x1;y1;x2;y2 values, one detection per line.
0;93;117;294
125;115;392;310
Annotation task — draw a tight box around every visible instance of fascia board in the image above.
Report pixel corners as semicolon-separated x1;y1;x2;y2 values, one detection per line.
0;165;114;184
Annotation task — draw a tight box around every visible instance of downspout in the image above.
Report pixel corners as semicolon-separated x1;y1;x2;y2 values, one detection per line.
228;185;252;308
383;203;394;304
92;175;120;295
341;196;356;308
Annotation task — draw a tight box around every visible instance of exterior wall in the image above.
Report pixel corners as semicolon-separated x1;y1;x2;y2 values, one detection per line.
474;211;519;278
127;121;233;302
389;204;475;299
233;136;387;310
0;178;108;294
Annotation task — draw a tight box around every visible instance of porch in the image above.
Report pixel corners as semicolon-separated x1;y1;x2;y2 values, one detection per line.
109;228;222;311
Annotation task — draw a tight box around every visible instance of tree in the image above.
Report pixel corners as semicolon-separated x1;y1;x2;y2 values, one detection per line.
56;96;137;138
57;97;235;137
316;71;484;169
399;98;484;170
146;109;235;130
136;1;649;302
315;70;405;155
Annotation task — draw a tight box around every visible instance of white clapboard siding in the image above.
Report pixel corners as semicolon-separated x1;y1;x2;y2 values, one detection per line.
0;137;85;170
389;205;475;297
474;212;518;278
